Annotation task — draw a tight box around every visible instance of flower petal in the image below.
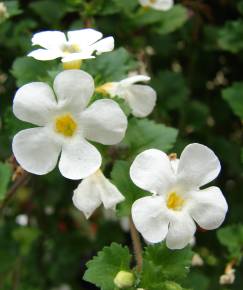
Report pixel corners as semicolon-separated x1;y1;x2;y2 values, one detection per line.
53;70;94;111
120;75;150;86
130;149;175;195
13;82;56;126
139;0;173;11
58;137;101;180
177;143;221;189
31;31;66;50
80;99;127;145
28;49;62;60
132;196;169;243
96;170;125;209
166;212;196;249
188;186;228;230
61;53;95;62
67;29;103;47
126;84;156;117
12;128;61;175
90;36;114;55
72;177;102;219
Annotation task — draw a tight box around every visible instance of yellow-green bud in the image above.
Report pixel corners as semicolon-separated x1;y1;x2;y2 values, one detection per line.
164;281;183;290
113;270;135;289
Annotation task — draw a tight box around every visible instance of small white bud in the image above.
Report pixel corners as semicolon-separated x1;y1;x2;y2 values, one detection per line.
114;270;135;289
219;269;235;285
15;214;28;226
191;253;204;266
0;2;8;19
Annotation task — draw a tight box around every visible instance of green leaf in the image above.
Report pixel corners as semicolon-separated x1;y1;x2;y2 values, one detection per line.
11;56;57;87
218;20;243;53
222;82;243;119
29;0;70;25
140;244;193;289
0;162;12;200
217;224;243;259
4;1;22;18
12;227;40;256
156;5;188;35
124;118;178;155
111;160;147;217
83;47;138;82
83;243;132;290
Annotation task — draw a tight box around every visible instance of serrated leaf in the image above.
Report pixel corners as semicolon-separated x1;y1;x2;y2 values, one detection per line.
217;224;243;259
140;244;193;289
83;243;132;290
0;162;12;200
124;118;178;155
222;82;243;119
218;20;243;53
111;161;147;217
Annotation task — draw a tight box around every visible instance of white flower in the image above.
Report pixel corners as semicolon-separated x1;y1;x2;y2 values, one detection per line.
219;269;235;285
72;170;124;218
16;214;28;226
12;70;127;180
139;0;174;11
96;75;156;118
28;28;114;63
130;143;228;249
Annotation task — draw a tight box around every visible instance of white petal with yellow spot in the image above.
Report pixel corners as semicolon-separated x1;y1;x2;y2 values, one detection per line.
130;143;228;249
12;70;127;180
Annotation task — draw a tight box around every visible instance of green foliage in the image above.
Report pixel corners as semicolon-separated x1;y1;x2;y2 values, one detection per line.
12;57;57;87
217;224;243;259
222;82;243;119
84;47;138;82
111;160;147;216
139;244;193;290
0;162;12;199
83;243;132;290
12;227;40;256
218;20;243;53
124;118;178;155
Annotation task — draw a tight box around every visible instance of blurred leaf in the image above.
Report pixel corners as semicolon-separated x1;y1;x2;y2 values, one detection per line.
0;162;12;200
222;82;243;119
4;1;22;17
12;56;56;86
29;0;70;25
111;160;147;217
218;20;243;53
83;47;138;82
140;244;193;289
12;227;40;256
124;118;178;155
83;243;131;290
153;71;189;110
217;224;243;259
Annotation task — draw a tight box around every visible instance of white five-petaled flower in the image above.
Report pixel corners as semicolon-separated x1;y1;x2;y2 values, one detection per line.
96;75;157;118
139;0;174;11
28;28;114;63
130;143;228;249
72;170;124;218
12;70;127;180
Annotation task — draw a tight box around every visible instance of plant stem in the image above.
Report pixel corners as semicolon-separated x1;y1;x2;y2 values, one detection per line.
129;216;143;272
0;171;30;214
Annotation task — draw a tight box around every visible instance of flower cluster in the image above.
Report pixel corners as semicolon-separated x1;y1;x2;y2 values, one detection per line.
12;27;228;251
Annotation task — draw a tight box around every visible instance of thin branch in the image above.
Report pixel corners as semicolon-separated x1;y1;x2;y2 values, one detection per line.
0;171;30;214
129;216;143;272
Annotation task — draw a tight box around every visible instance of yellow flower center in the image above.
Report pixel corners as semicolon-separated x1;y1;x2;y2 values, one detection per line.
63;43;80;54
55;114;77;137
63;60;82;70
149;0;156;3
95;83;113;95
167;192;184;211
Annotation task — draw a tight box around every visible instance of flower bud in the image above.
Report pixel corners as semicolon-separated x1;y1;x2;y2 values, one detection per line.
114;270;135;289
164;281;183;290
